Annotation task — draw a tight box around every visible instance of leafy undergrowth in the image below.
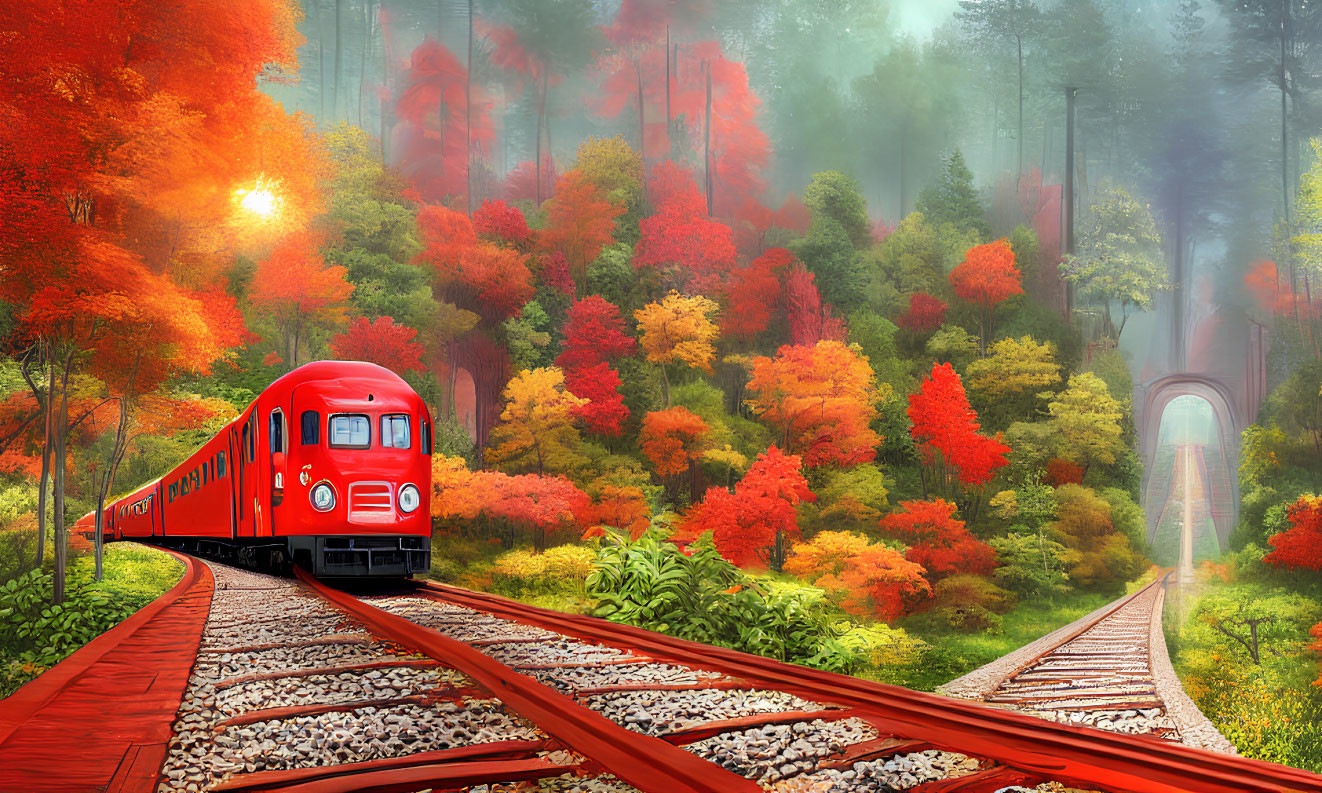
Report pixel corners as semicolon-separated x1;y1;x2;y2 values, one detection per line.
429;533;1146;688
1166;556;1322;772
0;543;183;698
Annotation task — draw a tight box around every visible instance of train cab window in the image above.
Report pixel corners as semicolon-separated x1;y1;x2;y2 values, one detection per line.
381;415;411;449
300;411;320;445
328;414;370;449
269;410;286;454
422;421;433;455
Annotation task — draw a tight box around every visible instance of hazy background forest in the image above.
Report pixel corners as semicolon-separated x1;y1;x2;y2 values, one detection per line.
2;0;1322;772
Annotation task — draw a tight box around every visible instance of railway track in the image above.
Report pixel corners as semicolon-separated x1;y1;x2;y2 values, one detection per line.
3;552;1318;793
940;575;1237;754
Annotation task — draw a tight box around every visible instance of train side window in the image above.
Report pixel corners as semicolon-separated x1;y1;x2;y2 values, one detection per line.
381;414;410;449
422;421;432;455
242;421;255;464
269;409;286;454
300;411;320;445
328;414;370;449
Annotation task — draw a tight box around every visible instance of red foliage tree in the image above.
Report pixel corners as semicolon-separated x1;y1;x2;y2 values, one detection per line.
538;252;575;296
564;363;630;437
784;264;847;345
330;316;426;376
414;205;534;322
896;292;948;333
721;247;790;341
502;159;558;203
539;169;624;280
556;296;637;371
1044;457;1086;487
879;499;997;581
774;193;811;234
907;363;1010;508
1265;495;1322;571
394;38;495;206
633;162;738;293
680;446;815;570
473;199;532;248
949;239;1023;350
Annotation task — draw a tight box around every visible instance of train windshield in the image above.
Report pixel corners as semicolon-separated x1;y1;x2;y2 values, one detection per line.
381;415;410;449
328;414;370;449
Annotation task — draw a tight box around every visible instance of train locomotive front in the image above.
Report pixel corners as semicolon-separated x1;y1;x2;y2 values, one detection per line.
88;361;433;577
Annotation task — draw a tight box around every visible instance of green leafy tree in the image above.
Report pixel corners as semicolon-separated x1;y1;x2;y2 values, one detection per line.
792;172;872;311
1060;185;1168;341
915;150;989;237
1195;587;1319;665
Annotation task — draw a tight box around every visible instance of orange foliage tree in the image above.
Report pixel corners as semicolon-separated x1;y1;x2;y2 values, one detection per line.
539;169;625;280
251;234;353;367
745;341;883;467
785;530;932;622
879;499;998;581
329;316;426;376
431;455;590;551
584;483;652;540
948;239;1023;351
639;407;711;478
679;446;815;571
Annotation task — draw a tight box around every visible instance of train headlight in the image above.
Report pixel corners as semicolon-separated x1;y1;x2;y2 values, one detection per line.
398;484;420;514
310;483;336;512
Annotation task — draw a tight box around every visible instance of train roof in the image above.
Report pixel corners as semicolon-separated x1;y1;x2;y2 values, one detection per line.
252;361;420;410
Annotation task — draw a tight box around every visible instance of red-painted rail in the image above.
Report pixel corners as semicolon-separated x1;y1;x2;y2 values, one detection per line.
297;567;761;793
416;579;1322;793
0;548;212;793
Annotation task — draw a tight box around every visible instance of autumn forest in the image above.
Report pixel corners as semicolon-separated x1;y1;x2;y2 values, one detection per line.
3;0;1322;772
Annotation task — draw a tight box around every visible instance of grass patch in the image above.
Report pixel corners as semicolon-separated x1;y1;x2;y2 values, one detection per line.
1166;574;1322;772
865;589;1117;691
0;542;183;698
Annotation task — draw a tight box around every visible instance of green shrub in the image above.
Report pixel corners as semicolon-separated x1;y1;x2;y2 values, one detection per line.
929;574;1016;632
587;530;881;673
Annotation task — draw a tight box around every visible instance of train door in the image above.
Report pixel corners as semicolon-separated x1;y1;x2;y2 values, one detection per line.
236;413;261;537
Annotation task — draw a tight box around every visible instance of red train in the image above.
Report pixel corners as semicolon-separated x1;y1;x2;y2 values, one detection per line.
77;361;432;576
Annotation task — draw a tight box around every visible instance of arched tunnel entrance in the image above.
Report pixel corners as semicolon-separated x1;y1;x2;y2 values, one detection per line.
1137;376;1244;559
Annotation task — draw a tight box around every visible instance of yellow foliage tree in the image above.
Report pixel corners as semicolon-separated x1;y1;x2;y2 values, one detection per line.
634;291;720;405
1047;372;1125;471
486;367;588;475
966;336;1061;399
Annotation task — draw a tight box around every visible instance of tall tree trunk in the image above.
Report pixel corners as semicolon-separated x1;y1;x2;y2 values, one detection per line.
536;71;547;206
359;0;372;128
36;341;53;566
466;0;474;213
704;62;713;215
51;349;73;606
333;0;345;121
665;26;672;153
1282;0;1291;222
1017;32;1024;180
380;0;392;158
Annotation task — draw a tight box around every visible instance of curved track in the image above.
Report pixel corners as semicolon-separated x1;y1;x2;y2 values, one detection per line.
0;555;1314;793
940;575;1236;754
